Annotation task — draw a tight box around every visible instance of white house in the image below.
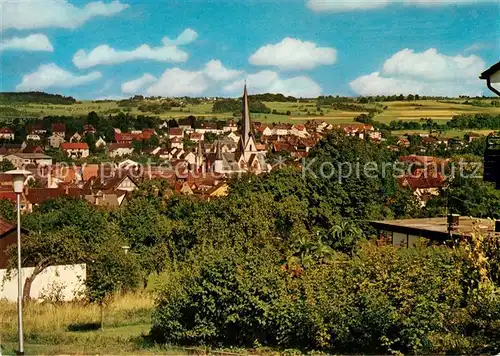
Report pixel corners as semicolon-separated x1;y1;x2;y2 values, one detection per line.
189;132;203;142
171;137;184;149
108;143;134;158
95;137;107;149
183;151;197;166
291;124;309;138
169;127;184;139
49;133;65;148
227;132;240;142
60;142;90;159
26;134;41;141
69;132;82;142
274;124;290;136
118;159;140;170
0;128;14;140
223;120;238;132
260;126;274;137
5;153;53;168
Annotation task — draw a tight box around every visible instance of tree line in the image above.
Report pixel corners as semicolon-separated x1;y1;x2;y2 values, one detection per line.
1;131;498;351
212;99;271;114
356;113;500;131
0;92;76;105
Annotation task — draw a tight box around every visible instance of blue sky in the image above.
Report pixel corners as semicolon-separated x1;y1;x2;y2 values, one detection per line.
1;0;499;99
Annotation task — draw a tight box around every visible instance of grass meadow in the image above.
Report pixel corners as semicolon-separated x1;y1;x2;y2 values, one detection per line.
0;293;166;355
1;98;499;129
0;292;279;355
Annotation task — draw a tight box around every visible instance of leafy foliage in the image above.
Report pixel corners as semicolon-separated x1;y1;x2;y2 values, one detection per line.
0;92;76;105
212;99;271;114
151;242;500;354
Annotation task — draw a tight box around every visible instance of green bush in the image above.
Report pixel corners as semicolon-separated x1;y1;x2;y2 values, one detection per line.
151;242;500;354
151;245;289;347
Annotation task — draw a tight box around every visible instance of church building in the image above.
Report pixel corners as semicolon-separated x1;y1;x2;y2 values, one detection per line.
213;85;270;174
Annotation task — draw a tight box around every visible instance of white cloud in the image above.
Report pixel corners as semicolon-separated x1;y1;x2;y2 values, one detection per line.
0;0;128;31
349;48;486;96
121;74;157;94
249;37;337;70
0;34;53;52
203;60;243;81
381;48;485;81
464;42;491;53
307;0;390;12
162;28;198;46
146;68;208;97
306;0;489;12
72;29;196;69
224;71;322;97
350;72;484;96
16;63;102;91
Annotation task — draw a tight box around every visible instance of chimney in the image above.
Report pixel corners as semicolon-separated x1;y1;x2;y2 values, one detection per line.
447;214;460;232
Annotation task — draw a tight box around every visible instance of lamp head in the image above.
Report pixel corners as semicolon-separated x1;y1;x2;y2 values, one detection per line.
5;169;32;193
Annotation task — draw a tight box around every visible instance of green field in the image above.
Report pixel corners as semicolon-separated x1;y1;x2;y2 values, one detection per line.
374;100;500;123
1;98;499;128
390;129;497;139
0;293;244;355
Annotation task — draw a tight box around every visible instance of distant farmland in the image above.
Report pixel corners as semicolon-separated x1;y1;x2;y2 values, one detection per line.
1;97;499;129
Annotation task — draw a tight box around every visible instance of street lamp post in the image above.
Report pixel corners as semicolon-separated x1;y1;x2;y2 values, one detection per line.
5;169;32;356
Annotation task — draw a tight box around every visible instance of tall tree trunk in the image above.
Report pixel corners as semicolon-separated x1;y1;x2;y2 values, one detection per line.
23;266;44;301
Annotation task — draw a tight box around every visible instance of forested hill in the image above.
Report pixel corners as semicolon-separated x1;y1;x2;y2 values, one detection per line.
0;92;76;105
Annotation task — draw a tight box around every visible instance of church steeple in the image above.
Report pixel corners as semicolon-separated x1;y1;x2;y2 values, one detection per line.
197;139;203;159
241;84;251;148
215;139;222;160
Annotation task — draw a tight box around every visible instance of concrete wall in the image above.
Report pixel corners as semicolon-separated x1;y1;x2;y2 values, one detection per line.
0;264;86;302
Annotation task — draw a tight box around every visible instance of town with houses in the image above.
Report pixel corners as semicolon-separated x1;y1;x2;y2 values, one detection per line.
1;0;500;352
0;86;477;212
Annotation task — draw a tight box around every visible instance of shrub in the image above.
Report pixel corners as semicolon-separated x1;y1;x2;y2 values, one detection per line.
151;242;500;354
151;245;288;347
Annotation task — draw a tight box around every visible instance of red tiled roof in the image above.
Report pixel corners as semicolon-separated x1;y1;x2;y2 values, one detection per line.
60;142;89;150
198;122;217;129
83;125;96;132
169;128;183;136
0;128;13;134
51;123;66;133
115;132;135;142
109;143;133;150
51;166;79;183
0;217;15;236
27;124;45;134
22;144;44;154
26;187;82;205
0;192;17;203
82;164;99;181
399;174;446;190
115;131;152;142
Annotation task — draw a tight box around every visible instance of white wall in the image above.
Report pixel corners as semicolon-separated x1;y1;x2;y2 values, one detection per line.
0;264;86;302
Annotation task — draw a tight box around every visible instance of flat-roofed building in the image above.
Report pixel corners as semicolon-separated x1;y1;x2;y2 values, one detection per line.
5;153;53;168
371;216;500;247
